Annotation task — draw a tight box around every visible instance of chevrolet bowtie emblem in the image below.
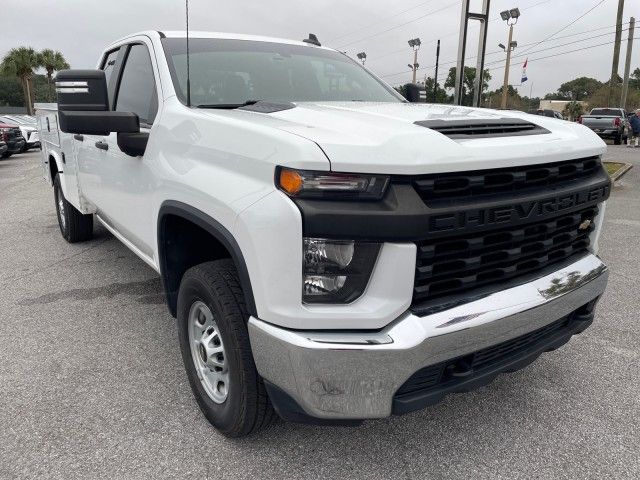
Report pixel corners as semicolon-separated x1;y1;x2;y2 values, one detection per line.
578;219;593;231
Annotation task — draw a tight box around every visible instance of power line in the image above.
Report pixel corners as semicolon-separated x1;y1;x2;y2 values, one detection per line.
378;22;630;80
517;0;608;57
362;0;557;64
487;37;640;74
484;28;631;68
336;0;461;49
328;0;440;42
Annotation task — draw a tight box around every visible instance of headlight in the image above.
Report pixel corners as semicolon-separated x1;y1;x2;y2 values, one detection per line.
303;237;380;304
277;167;389;200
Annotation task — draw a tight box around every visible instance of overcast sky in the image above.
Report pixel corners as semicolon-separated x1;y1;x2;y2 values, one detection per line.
2;0;639;97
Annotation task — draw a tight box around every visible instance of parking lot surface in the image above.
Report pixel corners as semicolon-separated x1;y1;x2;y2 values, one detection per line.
1;149;639;479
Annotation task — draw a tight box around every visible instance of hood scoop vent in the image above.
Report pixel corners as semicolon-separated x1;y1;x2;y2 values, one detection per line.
415;118;550;139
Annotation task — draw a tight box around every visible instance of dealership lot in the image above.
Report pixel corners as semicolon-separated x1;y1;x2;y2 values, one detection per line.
1;150;639;479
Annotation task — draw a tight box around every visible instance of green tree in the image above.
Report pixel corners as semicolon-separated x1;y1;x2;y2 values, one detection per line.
38;49;70;101
557;77;602;101
562;101;584;121
444;67;491;106
0;47;42;115
629;67;640;90
424;76;452;104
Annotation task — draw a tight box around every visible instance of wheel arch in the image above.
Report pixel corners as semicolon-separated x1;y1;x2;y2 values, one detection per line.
48;152;64;186
157;200;257;318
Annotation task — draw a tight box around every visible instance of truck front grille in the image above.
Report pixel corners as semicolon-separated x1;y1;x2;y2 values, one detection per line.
412;205;597;305
413;156;601;201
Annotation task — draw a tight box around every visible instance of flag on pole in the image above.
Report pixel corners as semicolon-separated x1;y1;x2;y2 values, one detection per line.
521;58;528;83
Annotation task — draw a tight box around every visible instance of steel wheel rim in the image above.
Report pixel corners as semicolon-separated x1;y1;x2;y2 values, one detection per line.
188;300;229;404
56;189;66;230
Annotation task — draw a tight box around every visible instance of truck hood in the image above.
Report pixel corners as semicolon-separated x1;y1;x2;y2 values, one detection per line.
229;101;607;175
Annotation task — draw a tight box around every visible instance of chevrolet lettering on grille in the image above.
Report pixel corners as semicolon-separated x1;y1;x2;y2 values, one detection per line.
428;184;610;234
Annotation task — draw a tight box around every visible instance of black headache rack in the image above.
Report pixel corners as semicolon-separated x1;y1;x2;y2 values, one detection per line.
393;298;600;415
414;118;550;139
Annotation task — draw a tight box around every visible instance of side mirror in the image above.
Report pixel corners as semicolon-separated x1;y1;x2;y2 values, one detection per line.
404;83;427;103
117;132;149;157
56;69;140;135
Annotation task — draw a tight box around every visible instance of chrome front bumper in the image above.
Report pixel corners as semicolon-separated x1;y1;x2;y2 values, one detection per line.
248;254;608;421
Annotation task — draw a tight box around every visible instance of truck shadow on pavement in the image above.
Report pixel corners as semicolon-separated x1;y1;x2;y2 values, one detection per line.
17;276;164;306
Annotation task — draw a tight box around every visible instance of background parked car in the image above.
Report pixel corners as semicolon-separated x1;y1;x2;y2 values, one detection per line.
530;109;564;120
0;122;26;158
578;107;628;145
0;115;39;151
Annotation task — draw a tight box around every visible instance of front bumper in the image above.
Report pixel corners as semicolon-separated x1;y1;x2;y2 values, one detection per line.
7;139;25;153
249;254;608;421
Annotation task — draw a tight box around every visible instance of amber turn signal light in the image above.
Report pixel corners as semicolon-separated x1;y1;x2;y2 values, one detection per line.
278;169;304;195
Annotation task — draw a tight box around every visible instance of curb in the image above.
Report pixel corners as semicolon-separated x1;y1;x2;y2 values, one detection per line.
610;163;634;182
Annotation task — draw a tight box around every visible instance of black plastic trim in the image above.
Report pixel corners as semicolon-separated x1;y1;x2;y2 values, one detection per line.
264;381;363;426
157;201;257;317
294;169;611;242
392;306;596;415
415;118;550;139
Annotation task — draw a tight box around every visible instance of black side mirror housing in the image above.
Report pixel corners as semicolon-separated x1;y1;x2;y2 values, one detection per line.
117;132;149;157
404;83;427;103
56;69;141;135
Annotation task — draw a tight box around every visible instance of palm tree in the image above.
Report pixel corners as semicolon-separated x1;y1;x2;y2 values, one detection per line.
39;49;70;101
0;47;42;115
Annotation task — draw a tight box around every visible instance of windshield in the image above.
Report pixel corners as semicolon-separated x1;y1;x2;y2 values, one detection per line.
161;38;402;107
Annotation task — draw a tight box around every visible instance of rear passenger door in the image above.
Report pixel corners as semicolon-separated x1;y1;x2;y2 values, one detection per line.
88;39;161;261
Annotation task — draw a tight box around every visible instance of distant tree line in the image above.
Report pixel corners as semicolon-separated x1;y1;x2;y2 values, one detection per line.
395;66;640;114
0;47;70;114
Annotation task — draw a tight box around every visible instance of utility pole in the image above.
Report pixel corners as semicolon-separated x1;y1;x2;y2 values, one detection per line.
408;38;421;84
621;17;635;110
501;24;514;109
433;39;440;102
608;0;625;106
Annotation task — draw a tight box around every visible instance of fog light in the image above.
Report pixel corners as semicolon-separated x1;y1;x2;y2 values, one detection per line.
302;237;380;304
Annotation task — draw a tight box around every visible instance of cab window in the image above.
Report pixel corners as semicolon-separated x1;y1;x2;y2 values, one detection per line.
100;48;120;105
115;44;158;126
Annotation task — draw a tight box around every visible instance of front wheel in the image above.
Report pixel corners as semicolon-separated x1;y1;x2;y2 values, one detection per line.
177;259;275;437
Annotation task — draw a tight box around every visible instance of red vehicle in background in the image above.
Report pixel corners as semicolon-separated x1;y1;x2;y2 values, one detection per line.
0;121;25;158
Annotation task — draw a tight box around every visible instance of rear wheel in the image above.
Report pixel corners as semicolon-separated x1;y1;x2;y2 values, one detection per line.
53;174;93;243
1;152;12;159
177;259;275;437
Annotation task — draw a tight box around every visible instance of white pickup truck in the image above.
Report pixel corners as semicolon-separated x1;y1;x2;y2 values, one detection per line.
37;31;610;437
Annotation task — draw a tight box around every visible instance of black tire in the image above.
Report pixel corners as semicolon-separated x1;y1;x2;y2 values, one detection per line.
614;134;621;145
53;174;93;243
2;152;12;159
177;259;275;437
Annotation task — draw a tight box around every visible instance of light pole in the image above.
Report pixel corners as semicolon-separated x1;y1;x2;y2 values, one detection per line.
499;8;520;109
356;52;367;65
433;39;440;102
408;38;421;84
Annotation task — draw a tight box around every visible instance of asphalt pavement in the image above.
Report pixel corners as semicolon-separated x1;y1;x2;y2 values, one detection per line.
1;148;638;479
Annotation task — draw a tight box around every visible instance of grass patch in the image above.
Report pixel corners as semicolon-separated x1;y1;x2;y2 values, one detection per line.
603;161;626;177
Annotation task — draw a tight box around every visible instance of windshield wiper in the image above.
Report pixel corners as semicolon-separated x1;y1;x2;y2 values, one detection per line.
196;100;261;109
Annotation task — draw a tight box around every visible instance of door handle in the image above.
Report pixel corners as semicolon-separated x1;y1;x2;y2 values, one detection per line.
95;140;109;151
74;134;84;141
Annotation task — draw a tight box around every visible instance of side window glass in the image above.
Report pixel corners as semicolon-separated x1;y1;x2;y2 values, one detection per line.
115;44;158;125
101;48;120;105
